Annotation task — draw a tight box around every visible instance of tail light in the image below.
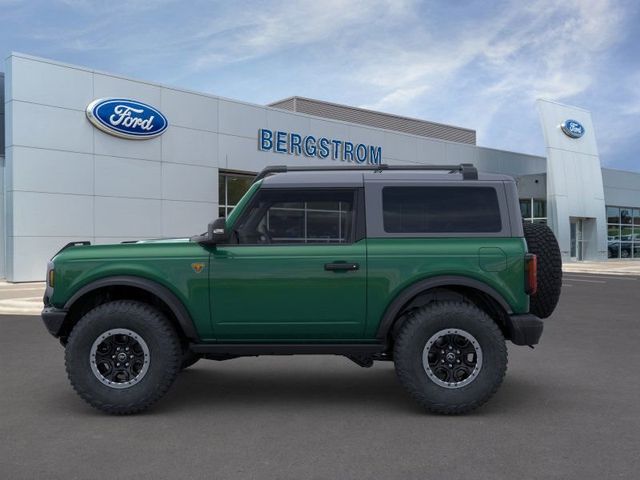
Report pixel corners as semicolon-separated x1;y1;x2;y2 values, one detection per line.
524;253;537;295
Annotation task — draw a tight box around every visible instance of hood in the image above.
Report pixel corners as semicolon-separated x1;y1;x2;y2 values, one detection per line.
52;237;198;263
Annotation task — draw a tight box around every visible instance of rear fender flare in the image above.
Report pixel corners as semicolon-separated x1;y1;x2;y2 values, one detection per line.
375;275;512;340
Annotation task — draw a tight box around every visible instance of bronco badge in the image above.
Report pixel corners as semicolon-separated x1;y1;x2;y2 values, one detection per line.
191;262;205;273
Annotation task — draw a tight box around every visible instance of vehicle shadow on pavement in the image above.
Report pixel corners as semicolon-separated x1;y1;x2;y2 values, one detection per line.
158;362;414;413
43;362;545;419
147;361;543;417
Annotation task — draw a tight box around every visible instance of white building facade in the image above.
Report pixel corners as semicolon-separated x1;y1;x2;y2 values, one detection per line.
2;53;639;281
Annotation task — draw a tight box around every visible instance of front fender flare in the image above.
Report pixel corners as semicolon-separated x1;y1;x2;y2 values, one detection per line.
64;275;199;341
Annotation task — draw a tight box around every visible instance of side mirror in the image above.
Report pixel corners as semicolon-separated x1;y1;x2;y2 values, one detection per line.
192;217;229;245
209;217;229;244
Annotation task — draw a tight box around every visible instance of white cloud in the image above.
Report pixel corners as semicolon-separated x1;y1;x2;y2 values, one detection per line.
355;0;624;110
335;0;630;160
361;85;429;111
190;0;416;70
4;0;635;167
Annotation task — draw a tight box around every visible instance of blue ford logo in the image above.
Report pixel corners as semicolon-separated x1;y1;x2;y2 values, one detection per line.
86;98;168;139
560;119;585;139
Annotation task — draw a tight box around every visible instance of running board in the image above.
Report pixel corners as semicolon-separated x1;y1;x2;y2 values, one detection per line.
189;343;387;356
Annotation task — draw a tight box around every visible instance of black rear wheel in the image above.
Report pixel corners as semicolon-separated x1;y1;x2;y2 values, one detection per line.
394;301;507;414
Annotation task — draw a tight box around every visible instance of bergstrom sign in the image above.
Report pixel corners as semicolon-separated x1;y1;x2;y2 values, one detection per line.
258;128;382;165
86;98;168;139
560;119;585;139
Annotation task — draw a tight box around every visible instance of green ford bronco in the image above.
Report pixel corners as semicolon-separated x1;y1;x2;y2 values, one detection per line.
42;163;562;415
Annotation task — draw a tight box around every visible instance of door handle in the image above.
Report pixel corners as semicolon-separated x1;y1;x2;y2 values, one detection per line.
324;262;360;272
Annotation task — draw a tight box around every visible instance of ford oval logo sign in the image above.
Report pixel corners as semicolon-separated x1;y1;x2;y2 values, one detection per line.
86;98;168;139
560;119;585;139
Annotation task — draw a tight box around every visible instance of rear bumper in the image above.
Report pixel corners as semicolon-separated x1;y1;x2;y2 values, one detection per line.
507;314;543;346
41;306;68;337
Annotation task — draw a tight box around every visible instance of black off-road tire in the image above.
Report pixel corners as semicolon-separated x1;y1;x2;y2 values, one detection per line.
181;350;201;370
65;300;182;415
522;222;562;318
394;302;507;415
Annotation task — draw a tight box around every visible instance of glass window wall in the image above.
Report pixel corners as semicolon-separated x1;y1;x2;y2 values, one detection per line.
519;198;547;224
607;206;640;259
219;171;255;218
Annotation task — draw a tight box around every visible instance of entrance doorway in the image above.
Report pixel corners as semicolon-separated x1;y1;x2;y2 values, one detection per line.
570;218;585;261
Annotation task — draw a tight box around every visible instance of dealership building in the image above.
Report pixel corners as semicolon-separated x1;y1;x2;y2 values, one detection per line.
1;52;639;281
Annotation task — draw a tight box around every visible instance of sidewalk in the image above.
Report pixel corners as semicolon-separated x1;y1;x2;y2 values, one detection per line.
563;259;640;276
0;281;45;315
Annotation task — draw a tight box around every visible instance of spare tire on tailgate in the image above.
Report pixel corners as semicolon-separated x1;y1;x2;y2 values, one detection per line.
522;222;562;318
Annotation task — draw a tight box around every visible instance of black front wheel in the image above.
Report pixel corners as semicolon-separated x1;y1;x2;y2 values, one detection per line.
65;300;182;415
394;301;507;414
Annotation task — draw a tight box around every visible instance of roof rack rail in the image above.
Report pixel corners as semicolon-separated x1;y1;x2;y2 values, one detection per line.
253;163;478;182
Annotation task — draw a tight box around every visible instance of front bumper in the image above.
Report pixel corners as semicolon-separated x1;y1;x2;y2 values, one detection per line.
41;306;68;337
507;314;543;346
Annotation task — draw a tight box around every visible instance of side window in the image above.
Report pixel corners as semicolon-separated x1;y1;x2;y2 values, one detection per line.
382;186;502;233
235;189;355;245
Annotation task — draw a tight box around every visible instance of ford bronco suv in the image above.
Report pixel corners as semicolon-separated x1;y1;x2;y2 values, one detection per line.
41;163;562;415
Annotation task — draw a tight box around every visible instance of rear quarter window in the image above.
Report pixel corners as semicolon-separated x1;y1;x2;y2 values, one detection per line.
382;186;502;233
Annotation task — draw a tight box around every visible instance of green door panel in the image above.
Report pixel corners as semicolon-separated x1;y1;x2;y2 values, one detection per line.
210;241;367;341
365;237;528;338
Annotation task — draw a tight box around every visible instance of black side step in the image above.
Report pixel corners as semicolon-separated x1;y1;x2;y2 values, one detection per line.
189;343;387;356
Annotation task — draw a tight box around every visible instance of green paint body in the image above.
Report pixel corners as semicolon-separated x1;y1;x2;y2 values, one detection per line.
50;184;529;342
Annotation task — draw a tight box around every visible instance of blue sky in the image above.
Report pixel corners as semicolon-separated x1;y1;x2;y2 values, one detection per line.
1;0;639;171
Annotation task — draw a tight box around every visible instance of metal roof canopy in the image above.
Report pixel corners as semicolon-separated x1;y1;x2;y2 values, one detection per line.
269;96;476;145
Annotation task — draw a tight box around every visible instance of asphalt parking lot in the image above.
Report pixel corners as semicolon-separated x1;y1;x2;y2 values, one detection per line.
1;273;639;480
